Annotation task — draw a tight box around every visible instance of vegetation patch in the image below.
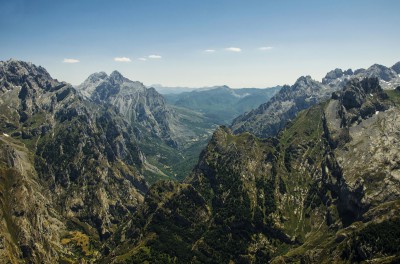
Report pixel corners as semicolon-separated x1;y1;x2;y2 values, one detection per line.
61;231;100;259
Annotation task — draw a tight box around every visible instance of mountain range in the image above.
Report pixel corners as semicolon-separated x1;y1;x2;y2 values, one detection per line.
76;70;219;182
77;70;194;147
0;59;399;263
107;77;400;263
231;61;400;138
150;84;207;94
164;85;281;124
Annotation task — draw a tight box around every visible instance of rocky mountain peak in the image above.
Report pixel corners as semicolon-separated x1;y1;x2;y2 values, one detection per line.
0;60;150;262
231;74;334;138
362;63;398;81
322;62;400;90
78;71;131;99
323;68;344;84
294;75;312;84
87;71;108;82
0;59;53;88
339;77;383;109
231;61;400;139
327;68;344;78
109;70;126;83
275;76;310;94
1;59;38;74
291;75;323;92
354;68;365;75
322;68;355;86
332;77;389;128
289;75;326;95
77;70;180;147
392;61;400;74
344;68;354;75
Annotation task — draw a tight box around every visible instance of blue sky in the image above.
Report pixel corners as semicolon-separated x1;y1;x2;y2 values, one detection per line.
1;0;399;87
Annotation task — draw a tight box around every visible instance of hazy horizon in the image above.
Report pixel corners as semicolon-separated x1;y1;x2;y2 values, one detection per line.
1;0;399;88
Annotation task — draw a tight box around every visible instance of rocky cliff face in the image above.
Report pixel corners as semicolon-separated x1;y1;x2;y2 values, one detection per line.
77;71;178;147
0;60;148;263
358;63;398;82
0;136;64;263
322;78;399;222
231;62;400;140
392;61;400;74
322;68;354;88
231;76;336;138
323;62;400;89
109;77;400;263
77;71;220;183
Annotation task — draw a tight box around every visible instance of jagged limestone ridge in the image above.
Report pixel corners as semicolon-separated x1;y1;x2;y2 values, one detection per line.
231;61;400;139
0;60;149;263
77;71;178;147
231;75;336;138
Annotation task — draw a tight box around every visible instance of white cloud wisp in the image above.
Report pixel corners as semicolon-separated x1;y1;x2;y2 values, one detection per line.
114;57;132;62
148;55;162;59
225;47;241;52
63;58;79;63
259;46;273;51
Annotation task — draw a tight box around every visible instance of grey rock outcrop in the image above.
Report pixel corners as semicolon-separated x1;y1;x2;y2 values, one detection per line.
322;68;354;88
77;71;178;147
326;63;400;89
323;78;400;227
231;76;337;138
0;59;148;262
392;61;400;74
323;68;345;84
231;61;400;140
358;63;398;82
338;77;388;126
354;68;366;75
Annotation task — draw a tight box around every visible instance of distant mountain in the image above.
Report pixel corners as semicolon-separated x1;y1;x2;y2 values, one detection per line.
150;84;202;94
77;71;178;147
323;62;400;89
392;61;400;74
151;84;229;94
164;85;281;124
231;76;334;137
77;71;218;181
231;61;400;138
